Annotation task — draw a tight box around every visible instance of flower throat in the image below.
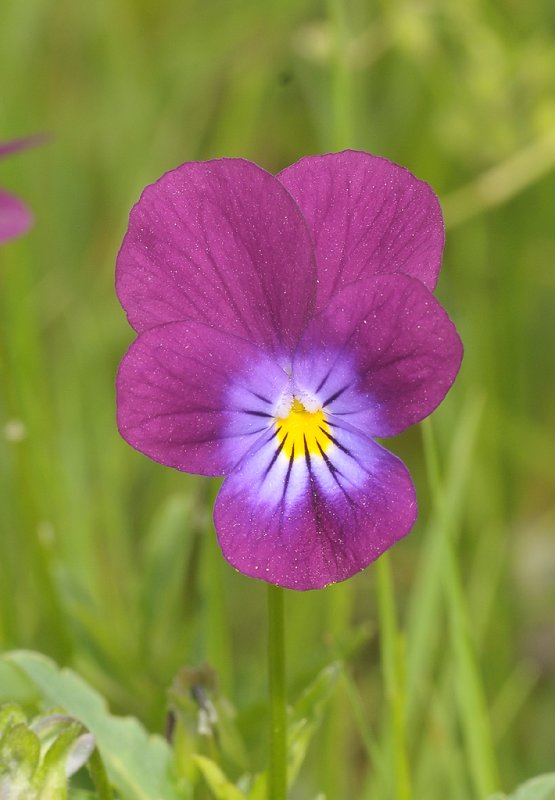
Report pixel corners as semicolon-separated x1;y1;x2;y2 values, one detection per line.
276;398;332;459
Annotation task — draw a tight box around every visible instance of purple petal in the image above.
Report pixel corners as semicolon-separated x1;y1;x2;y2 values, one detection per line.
214;422;417;589
0;134;47;160
116;158;317;356
0;190;33;243
277;150;444;310
293;274;463;437
116;321;290;476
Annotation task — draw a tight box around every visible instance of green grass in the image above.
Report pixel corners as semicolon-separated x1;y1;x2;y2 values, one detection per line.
1;0;555;797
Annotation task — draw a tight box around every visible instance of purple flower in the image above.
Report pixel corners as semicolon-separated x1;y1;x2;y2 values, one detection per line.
0;137;39;243
116;151;462;590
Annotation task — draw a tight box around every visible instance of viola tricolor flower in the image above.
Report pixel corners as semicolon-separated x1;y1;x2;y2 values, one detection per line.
116;151;462;590
0;137;38;243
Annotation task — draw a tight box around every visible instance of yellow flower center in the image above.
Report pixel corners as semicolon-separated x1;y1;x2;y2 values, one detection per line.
276;398;332;459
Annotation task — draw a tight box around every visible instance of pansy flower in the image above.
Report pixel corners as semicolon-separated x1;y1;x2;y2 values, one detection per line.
116;151;462;590
0;137;39;243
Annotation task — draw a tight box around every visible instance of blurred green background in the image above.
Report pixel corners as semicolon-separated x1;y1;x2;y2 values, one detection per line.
1;0;554;797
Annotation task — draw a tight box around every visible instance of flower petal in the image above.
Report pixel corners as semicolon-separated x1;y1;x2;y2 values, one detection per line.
116;321;290;476
293;274;463;437
0;134;47;160
214;422;417;589
0;190;33;243
116;158;317;355
277;150;444;310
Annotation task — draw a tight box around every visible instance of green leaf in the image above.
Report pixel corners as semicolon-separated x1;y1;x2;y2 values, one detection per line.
192;755;245;800
288;662;342;788
30;714;88;764
33;722;83;799
245;772;266;800
0;664;38;707
4;650;185;800
33;720;95;791
0;707;104;799
488;774;555;800
0;721;41;798
0;703;28;736
29;713;97;793
87;747;114;800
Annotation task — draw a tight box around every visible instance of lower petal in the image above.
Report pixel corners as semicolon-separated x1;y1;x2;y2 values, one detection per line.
214;420;417;589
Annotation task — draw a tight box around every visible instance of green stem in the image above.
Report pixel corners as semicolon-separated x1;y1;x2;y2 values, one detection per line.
267;584;287;799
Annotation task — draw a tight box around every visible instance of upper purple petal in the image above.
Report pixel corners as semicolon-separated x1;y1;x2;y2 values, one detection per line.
277;150;444;310
293;274;463;437
214;423;417;589
116;320;289;477
0;190;33;243
116;158;317;356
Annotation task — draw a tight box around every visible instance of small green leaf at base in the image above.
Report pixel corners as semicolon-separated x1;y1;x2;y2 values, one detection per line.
3;650;185;800
488;774;555;800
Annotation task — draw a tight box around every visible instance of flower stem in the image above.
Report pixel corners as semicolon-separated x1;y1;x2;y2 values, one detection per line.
267;584;287;799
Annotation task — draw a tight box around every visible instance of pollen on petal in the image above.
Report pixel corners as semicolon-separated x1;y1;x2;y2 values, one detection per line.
275;398;331;459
